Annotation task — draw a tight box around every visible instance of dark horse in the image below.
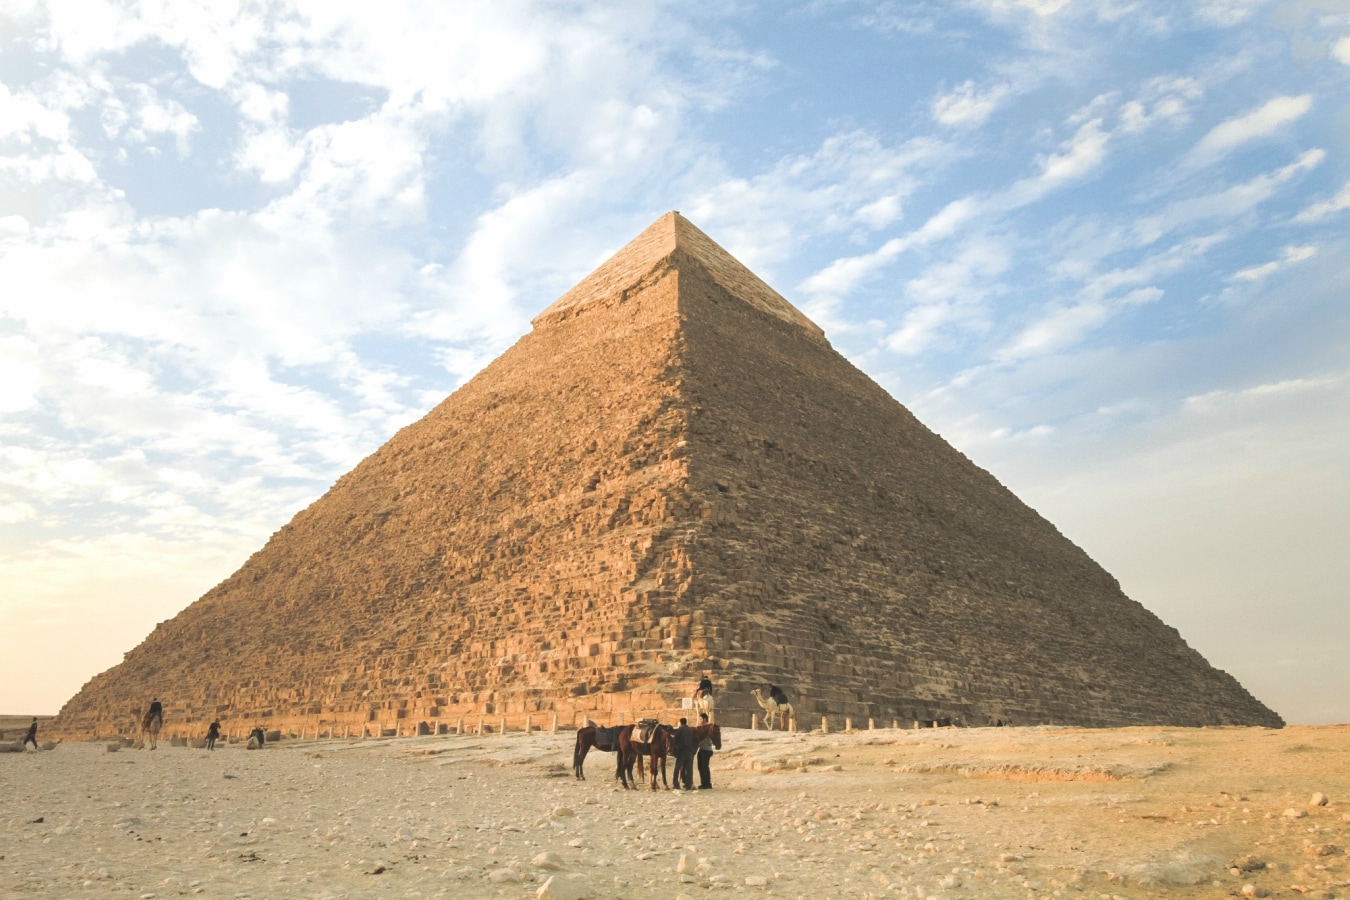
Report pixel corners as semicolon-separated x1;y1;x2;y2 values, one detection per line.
573;723;633;781
618;721;674;790
692;722;722;763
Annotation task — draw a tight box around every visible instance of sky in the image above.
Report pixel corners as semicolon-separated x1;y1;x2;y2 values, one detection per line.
1;0;1347;724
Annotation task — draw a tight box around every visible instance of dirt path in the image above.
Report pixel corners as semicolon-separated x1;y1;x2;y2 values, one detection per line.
3;724;1347;898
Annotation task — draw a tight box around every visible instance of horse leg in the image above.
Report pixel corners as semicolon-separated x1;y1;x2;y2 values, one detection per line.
574;737;588;780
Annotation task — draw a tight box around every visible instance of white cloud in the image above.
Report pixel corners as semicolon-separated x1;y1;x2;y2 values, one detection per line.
933;79;1012;127
1034;118;1109;186
1117;76;1204;133
885;237;1010;356
1193;0;1270;27
0;336;41;412
1135;149;1324;244
1294;181;1350;223
976;0;1072;15
685;131;949;278
1187;95;1313;166
1231;244;1317;282
1333;35;1350;66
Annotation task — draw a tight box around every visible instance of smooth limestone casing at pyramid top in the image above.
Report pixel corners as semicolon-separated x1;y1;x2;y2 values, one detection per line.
50;213;1283;739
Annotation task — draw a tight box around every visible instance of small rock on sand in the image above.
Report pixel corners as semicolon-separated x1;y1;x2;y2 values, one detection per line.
1310;792;1329;807
532;851;564;870
536;873;590;899
487;868;521;883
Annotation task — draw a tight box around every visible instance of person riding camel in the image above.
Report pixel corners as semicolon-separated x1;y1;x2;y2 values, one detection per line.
769;684;789;705
695;674;714;700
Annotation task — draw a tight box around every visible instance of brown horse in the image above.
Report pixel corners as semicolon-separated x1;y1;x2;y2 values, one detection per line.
646;724;676;790
617;721;671;790
572;723;632;781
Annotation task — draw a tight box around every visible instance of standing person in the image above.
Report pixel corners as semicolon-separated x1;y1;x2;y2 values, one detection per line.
23;717;38;750
673;717;696;791
205;720;221;751
696;712;715;790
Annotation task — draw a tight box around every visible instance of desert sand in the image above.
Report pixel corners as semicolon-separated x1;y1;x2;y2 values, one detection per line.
3;723;1348;899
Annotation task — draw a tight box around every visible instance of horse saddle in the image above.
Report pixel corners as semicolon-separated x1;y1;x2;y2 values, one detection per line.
636;719;659;743
594;726;622;750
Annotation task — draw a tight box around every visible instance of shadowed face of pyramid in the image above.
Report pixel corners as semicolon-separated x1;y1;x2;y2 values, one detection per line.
51;213;1282;738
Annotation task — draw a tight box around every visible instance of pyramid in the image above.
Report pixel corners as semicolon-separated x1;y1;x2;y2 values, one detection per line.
51;212;1282;738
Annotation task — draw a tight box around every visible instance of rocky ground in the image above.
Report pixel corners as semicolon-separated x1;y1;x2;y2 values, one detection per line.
2;723;1348;899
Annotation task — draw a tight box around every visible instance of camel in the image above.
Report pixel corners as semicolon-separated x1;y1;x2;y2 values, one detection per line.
693;691;715;720
138;707;163;750
751;687;793;731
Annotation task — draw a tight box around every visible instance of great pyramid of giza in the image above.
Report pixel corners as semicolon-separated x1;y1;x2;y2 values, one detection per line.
51;212;1282;738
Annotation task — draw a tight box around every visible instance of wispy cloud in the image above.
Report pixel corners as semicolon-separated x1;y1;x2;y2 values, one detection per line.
1185;95;1313;168
1134;149;1324;244
933;79;1013;127
1231;244;1317;282
1294;181;1350;223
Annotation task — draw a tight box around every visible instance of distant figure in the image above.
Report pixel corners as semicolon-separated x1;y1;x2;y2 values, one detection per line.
692;674;716;719
768;684;788;706
246;726;266;750
23;717;38;750
140;697;165;749
696;712;715;790
695;674;713;698
205;720;221;751
673;717;696;791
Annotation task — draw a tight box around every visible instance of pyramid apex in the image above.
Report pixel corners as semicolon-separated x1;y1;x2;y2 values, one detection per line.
534;212;827;344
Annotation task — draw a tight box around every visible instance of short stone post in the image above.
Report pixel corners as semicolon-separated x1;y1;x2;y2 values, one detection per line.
499;716;506;736
477;716;484;735
845;717;853;732
821;716;829;734
788;716;796;733
525;714;532;733
868;718;875;731
751;712;758;730
551;714;558;734
456;717;464;735
892;719;899;730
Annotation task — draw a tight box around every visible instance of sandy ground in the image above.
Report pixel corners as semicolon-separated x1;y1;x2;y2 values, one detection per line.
3;723;1348;899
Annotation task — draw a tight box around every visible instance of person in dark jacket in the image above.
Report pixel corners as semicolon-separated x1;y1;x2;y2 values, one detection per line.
23;717;38;750
673;718;696;790
696;712;715;789
205;720;221;751
695;674;713;699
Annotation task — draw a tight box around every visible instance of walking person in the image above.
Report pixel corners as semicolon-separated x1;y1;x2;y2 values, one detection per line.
205;720;221;751
22;717;38;750
696;712;715;789
673;717;696;790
